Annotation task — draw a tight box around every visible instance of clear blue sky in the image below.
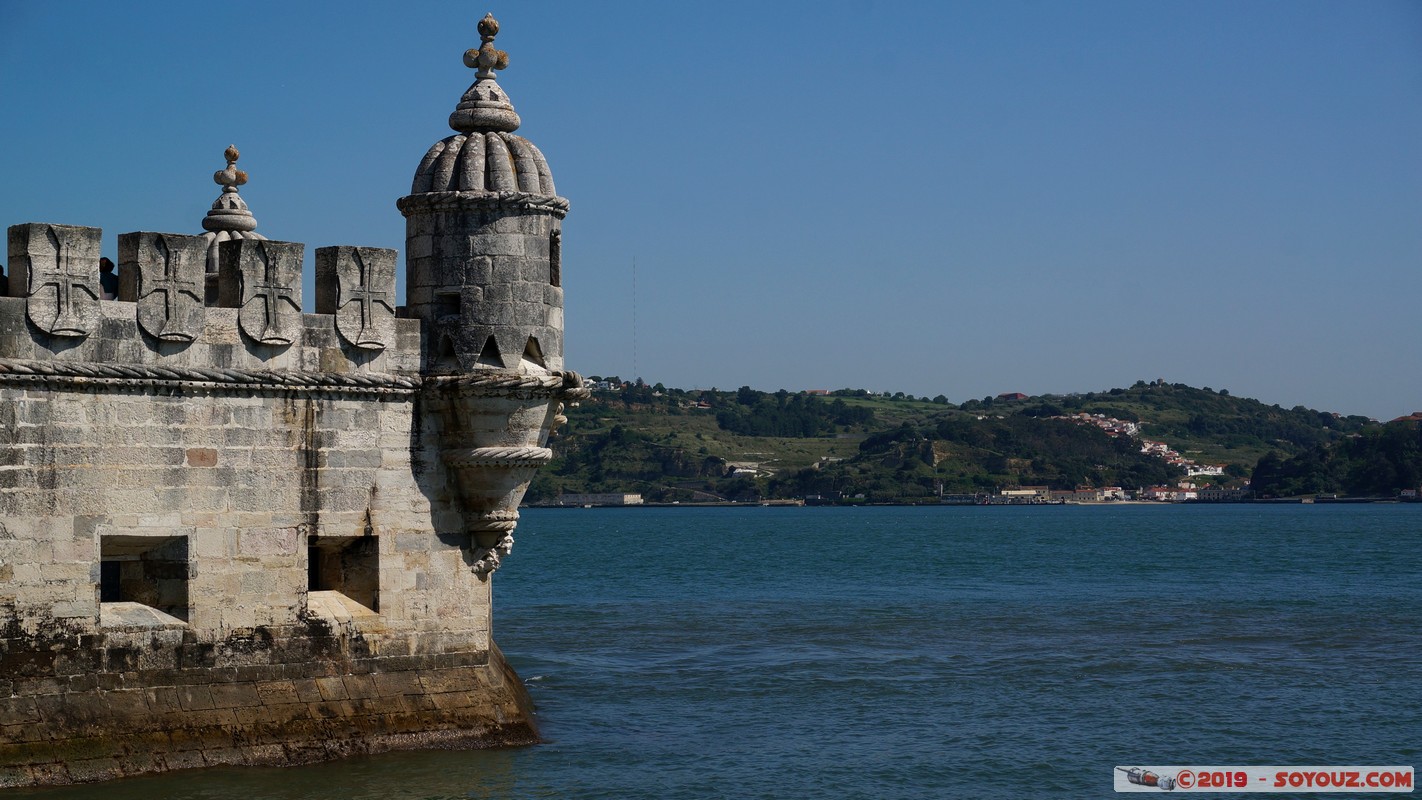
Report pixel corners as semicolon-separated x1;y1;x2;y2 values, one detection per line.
2;1;1419;419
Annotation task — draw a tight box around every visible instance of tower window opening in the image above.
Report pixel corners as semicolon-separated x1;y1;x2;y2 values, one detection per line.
435;292;461;319
549;229;561;287
307;535;380;613
99;535;190;624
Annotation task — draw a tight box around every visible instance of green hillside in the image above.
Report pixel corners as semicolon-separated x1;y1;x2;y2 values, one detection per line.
1015;381;1372;466
1251;420;1422;498
525;379;1390;504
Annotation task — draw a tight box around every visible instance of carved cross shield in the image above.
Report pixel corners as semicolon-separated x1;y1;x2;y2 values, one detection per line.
118;232;206;343
8;223;102;338
314;245;396;351
218;239;304;347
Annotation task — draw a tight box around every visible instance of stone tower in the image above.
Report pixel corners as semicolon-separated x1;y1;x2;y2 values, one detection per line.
0;12;582;787
399;12;567;374
399;13;578;574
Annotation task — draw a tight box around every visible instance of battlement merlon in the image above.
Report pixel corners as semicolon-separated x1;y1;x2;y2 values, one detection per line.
1;222;428;382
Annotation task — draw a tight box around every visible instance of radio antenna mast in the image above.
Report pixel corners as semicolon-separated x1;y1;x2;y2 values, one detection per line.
631;256;639;382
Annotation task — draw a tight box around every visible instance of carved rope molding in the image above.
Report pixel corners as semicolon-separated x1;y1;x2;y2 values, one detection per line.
442;446;554;468
0;358;589;401
425;369;589;400
0;357;420;397
396;190;570;218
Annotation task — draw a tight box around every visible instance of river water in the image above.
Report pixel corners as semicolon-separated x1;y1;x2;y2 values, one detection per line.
17;505;1421;798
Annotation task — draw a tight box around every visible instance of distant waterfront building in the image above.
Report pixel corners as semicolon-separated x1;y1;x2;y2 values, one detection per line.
991;486;1054;504
556;493;645;506
1145;485;1202;502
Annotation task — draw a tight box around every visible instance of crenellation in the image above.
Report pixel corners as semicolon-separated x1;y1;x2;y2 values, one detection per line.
215;238;304;347
313;246;397;353
117;232;207;344
6;223;103;337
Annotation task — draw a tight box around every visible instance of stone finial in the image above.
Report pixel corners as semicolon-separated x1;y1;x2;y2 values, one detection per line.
449;13;521;134
200;144;266;276
214;145;248;190
204;145;257;233
465;13;510;76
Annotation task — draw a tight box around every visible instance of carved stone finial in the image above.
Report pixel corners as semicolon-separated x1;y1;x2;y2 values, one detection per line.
478;12;499;39
200;144;266;275
464;13;510;76
449;12;521;133
213;144;249;193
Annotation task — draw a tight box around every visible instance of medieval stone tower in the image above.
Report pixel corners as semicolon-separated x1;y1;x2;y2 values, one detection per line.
0;13;579;787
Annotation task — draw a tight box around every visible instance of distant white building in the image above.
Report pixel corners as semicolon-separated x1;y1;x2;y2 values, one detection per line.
556;493;645;506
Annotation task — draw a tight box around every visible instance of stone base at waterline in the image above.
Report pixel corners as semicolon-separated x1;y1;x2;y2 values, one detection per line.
0;631;539;788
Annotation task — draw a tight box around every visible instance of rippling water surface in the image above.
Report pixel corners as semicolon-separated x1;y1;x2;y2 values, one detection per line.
21;505;1421;799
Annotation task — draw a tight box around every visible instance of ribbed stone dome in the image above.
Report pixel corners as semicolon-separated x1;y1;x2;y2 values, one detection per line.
407;13;560;199
410;132;556;195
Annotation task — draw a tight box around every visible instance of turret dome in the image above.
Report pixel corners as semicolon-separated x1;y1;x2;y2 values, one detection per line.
409;13;560;198
410;132;556;195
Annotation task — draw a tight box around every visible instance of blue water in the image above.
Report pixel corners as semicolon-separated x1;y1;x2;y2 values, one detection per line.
20;505;1422;798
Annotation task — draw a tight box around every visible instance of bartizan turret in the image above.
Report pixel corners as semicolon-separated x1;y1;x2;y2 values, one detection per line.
398;13;583;575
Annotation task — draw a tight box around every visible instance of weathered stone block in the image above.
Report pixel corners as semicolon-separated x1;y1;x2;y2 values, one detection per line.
117;232;206;343
7;223;102;338
341;674;379;700
314;246;396;352
208;682;262;709
216;239;304;347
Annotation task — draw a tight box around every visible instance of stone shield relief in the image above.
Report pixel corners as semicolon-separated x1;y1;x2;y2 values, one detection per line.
9;223;102;338
314;245;396;352
218;239;304;347
118;231;206;343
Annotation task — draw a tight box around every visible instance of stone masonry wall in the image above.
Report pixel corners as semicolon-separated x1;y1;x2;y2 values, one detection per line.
0;226;547;786
401;203;565;374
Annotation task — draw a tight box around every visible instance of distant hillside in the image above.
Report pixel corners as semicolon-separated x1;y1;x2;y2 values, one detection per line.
525;379;1394;504
1251;419;1422;498
1013;381;1372;467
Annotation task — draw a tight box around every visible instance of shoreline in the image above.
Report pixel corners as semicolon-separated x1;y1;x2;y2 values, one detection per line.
528;498;1417;509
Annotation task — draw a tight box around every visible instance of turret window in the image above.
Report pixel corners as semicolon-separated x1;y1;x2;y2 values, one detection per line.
549;229;562;287
435;292;461;319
